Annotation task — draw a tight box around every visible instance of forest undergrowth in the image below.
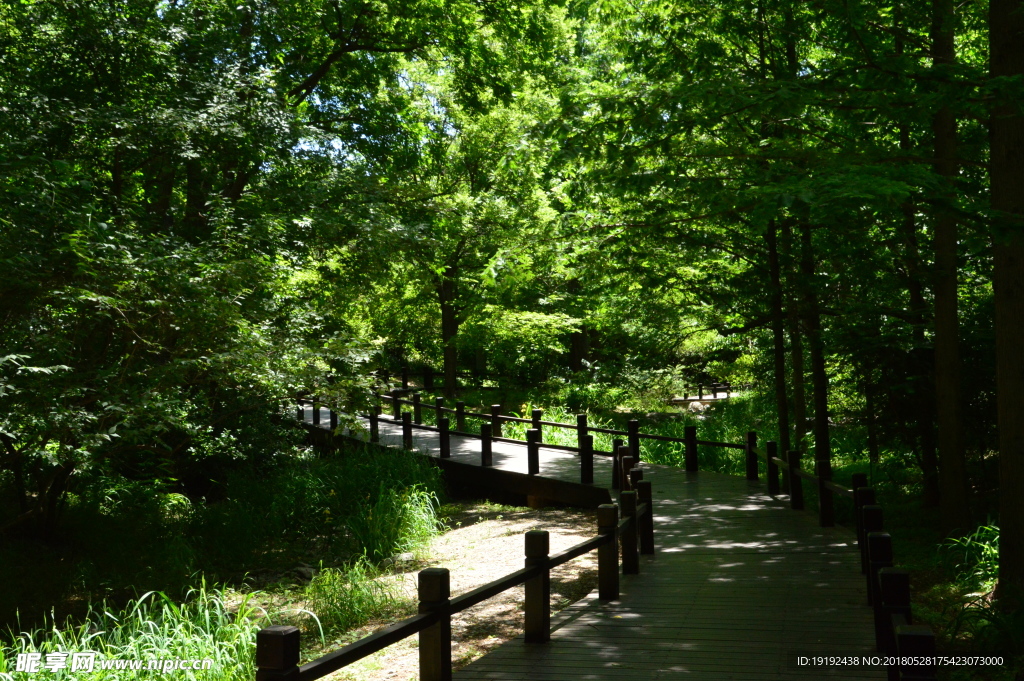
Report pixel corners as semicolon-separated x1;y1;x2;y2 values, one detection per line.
0;441;445;680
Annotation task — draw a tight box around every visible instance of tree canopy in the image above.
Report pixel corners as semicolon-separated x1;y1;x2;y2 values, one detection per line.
2;0;1024;611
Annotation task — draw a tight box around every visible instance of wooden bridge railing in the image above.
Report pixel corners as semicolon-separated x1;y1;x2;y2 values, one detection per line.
371;367;745;403
254;484;655;681
743;445;937;681
294;398;937;680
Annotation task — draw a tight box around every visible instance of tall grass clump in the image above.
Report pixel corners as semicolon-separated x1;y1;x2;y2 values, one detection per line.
0;583;265;681
941;524;999;593
346;484;442;562
304;558;397;633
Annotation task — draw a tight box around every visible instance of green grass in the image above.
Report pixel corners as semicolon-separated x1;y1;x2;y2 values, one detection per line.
0;439;446;680
0;583;266;680
1;440;444;635
304;558;399;634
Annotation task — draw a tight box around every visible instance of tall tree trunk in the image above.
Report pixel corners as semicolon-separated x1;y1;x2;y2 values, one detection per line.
933;0;970;532
991;0;1024;610
865;377;880;464
438;266;459;399
767;219;792;457
798;222;832;491
567;278;589;372
782;219;807;458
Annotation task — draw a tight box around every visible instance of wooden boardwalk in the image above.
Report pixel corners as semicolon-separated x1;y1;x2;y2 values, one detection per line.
317;409;884;680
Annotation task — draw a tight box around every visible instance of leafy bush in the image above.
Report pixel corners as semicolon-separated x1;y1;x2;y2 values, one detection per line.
0;442;444;632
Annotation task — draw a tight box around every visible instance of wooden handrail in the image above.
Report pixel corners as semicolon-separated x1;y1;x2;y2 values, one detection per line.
448;566;540;612
256;457;657;681
548;533;612;568
295;612;439;680
374;413;618;456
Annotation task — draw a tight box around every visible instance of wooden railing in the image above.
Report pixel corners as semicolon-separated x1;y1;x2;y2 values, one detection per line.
293;397;937;680
357;394;754;487
370;367;745;401
744;445;938;681
254;482;655;681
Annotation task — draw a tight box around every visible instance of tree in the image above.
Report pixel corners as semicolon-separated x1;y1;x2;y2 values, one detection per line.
991;0;1024;609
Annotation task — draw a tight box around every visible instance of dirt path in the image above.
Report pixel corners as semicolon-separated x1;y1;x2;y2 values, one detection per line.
321;502;599;681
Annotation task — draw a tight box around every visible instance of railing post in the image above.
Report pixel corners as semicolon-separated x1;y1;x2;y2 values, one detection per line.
532;409;543;443
439;417;451;459
576;413;588;452
698;383;704;400
296;400;303;422
527;429;540;475
620;449;634;491
418;568;451;681
817;454;835;527
684;425;698;472
611;438;624;489
789;450;804;510
637;480;654;555
854;485;876;573
434;396;444;426
620;491;639;575
878;568;912;659
480;423;492;466
312;398;321;425
780;448;790;494
255;625;300;681
369;405;379;443
861;504;884;575
392;390;401;420
598;504;619;600
490;404;502;438
580;434;594;484
402;412;413;450
329;409;338;431
867;531;893;610
401;366;409;390
412;392;423;424
712;383;718;398
628;419;640;461
524;530;550;643
629;466;642;491
745;431;758;480
766;441;780;496
455;401;466;432
895;625;937;680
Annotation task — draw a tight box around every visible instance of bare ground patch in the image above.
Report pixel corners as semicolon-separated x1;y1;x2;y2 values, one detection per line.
312;501;599;681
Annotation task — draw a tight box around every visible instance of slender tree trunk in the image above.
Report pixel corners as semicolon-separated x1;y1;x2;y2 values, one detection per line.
932;0;971;532
438;266;459;399
799;222;832;484
782;220;807;456
567;278;589;372
991;0;1024;610
865;377;880;464
184;159;208;240
767;219;792;456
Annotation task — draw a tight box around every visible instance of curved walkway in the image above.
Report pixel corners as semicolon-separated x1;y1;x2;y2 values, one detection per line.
310;408;884;680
